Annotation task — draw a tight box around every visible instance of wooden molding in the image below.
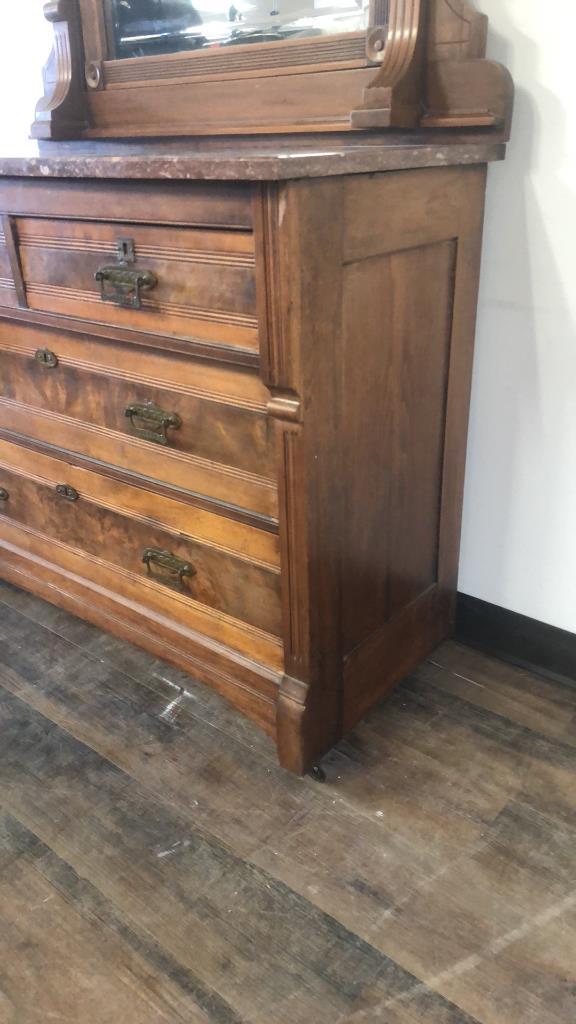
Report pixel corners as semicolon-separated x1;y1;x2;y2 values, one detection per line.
31;0;89;140
427;0;488;61
369;0;423;85
0;543;280;735
277;674;311;774
352;0;425;128
0;217;27;309
27;0;513;139
423;57;515;138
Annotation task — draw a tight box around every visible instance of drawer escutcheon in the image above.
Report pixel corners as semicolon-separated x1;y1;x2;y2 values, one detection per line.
56;484;79;503
35;348;59;369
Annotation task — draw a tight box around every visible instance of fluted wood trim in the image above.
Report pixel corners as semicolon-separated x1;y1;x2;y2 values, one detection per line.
377;0;422;87
31;0;88;140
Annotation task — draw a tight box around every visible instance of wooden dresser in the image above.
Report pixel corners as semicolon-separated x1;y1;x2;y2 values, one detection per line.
0;0;513;773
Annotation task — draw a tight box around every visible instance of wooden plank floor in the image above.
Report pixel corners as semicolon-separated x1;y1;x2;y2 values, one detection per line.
0;578;575;1024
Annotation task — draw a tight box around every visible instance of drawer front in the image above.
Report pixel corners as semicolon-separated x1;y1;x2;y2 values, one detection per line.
0;322;277;520
0;440;283;670
14;218;258;352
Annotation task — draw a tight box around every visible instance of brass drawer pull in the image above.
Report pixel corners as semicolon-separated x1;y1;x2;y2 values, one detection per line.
56;484;79;502
0;488;9;501
95;265;157;310
35;348;59;368
125;401;182;446
142;548;195;591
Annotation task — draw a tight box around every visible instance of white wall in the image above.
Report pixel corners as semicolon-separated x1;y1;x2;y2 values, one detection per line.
458;0;576;633
1;3;575;632
0;2;50;152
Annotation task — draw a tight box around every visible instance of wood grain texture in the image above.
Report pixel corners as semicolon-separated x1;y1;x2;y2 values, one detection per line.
0;216;27;308
0;582;573;1024
16;217;259;351
0;178;255;229
0;437;278;566
32;0;513;139
267;165;487;768
0;225;18;309
0;462;281;638
30;0;89;141
0;320;275;481
0;161;491;770
0;398;277;521
87;67;376;136
102;33;368;87
0;551;280;731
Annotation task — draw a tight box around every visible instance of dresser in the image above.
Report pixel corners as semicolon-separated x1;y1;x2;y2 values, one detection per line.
0;0;513;773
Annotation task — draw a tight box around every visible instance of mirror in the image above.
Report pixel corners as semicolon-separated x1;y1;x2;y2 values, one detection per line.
109;0;371;59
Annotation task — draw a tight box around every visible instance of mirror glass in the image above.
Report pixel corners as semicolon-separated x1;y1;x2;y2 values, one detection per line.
109;0;370;59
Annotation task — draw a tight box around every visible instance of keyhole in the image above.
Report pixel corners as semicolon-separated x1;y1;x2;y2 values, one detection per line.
116;238;135;264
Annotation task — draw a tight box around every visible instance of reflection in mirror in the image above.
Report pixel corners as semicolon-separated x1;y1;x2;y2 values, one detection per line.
109;0;371;59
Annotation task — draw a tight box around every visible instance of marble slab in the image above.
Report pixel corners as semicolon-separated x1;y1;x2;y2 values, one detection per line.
0;132;505;181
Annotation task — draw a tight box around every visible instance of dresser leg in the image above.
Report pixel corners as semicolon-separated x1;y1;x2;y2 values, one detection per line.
276;674;339;775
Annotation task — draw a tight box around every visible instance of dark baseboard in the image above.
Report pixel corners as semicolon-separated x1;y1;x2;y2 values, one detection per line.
455;593;576;686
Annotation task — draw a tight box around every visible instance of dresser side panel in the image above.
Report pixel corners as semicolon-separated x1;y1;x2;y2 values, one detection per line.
340;165;488;728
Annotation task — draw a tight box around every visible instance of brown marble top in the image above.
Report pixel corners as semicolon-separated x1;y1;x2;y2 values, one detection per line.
0;132;505;181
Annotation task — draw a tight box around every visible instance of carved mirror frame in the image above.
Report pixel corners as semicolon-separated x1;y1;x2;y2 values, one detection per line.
32;0;514;140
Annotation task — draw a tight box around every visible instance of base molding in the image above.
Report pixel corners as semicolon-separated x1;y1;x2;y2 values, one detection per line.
455;593;576;686
0;545;279;735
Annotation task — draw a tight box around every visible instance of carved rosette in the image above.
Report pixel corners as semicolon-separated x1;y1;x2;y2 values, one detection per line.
368;0;423;84
352;0;424;128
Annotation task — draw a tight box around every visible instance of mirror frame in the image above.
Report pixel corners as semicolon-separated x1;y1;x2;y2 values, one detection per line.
32;0;514;141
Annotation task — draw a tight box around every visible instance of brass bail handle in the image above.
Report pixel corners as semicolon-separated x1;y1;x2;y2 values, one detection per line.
142;548;195;591
95;237;158;310
125;400;182;446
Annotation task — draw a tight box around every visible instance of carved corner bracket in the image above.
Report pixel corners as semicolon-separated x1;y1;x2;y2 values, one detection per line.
31;0;89;140
352;0;514;138
421;0;514;135
352;0;425;129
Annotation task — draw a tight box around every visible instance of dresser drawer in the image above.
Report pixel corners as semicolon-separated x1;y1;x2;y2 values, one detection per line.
13;217;258;352
0;321;277;520
0;440;283;669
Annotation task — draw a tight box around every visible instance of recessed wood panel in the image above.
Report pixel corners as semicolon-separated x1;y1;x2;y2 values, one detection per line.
87;67;375;136
341;240;456;654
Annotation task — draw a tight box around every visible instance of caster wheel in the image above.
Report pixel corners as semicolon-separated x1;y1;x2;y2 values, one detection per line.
309;764;326;783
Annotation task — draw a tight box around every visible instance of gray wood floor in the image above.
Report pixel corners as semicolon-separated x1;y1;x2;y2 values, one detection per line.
0;577;574;1024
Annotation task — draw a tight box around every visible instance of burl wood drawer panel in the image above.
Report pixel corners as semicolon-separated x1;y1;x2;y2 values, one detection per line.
13;217;258;351
0;322;277;520
0;440;283;670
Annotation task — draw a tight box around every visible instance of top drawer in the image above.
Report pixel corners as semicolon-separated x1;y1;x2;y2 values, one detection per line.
14;218;258;352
